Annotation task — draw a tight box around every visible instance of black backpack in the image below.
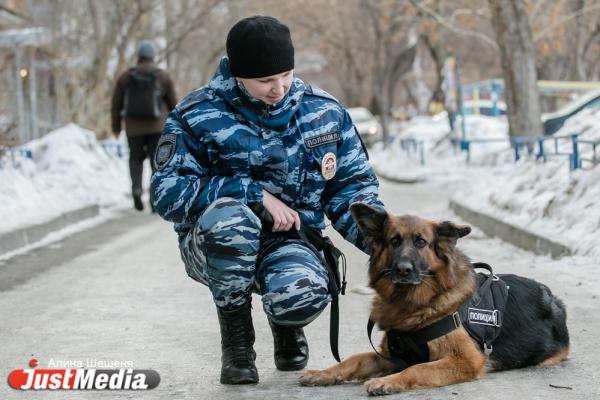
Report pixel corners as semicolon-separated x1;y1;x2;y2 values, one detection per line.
123;68;161;119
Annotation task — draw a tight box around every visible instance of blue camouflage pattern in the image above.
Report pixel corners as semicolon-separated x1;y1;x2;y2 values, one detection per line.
257;236;330;326
179;198;262;303
180;197;330;325
152;57;384;324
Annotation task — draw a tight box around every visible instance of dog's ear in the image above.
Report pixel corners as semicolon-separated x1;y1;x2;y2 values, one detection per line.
350;202;388;244
436;221;471;245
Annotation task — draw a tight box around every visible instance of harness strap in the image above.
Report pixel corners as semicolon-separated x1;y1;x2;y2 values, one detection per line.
367;312;462;371
367;318;410;371
249;203;347;363
297;227;347;362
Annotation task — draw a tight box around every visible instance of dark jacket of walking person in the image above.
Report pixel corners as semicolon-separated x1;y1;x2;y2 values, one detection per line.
151;16;385;385
111;42;177;211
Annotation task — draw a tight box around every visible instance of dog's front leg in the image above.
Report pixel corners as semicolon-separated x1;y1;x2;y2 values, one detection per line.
299;352;396;386
364;354;486;396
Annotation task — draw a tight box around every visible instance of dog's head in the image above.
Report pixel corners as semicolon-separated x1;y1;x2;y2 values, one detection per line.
351;203;472;303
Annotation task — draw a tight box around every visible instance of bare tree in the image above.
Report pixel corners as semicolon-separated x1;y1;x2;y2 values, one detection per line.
14;0;599;146
38;0;223;138
361;0;417;146
532;0;600;81
282;0;373;107
489;0;543;137
410;0;501;111
286;0;418;146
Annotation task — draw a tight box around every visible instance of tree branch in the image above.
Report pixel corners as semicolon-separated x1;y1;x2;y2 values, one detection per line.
534;3;600;42
409;0;499;51
158;0;222;63
448;8;489;25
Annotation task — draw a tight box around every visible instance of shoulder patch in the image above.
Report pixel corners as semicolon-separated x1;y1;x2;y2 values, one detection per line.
154;134;177;171
305;131;341;148
306;85;339;103
175;87;215;114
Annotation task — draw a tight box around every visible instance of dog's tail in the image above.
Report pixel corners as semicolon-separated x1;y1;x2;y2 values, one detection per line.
541;284;569;344
540;284;570;365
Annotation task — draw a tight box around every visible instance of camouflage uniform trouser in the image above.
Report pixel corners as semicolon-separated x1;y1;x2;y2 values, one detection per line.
179;197;331;326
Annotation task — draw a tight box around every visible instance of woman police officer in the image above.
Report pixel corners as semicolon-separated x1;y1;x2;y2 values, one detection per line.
151;15;384;384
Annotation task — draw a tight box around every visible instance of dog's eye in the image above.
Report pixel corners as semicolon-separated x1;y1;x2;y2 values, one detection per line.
415;236;428;248
390;235;402;247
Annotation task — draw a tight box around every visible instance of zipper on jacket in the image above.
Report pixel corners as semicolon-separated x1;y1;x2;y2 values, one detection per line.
294;146;314;206
292;147;308;208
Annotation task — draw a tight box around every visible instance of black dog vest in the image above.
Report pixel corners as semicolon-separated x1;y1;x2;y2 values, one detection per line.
367;263;509;371
459;263;509;355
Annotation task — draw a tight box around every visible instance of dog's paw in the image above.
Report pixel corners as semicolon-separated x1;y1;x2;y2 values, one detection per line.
364;377;403;396
299;369;340;386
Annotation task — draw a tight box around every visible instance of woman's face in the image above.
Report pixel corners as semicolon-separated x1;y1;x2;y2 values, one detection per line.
237;70;293;105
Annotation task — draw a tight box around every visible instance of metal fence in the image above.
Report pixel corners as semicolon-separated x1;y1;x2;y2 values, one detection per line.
394;132;598;171
451;133;599;170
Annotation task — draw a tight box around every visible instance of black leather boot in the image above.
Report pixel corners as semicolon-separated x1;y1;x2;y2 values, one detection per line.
132;188;143;211
216;302;258;384
268;319;309;371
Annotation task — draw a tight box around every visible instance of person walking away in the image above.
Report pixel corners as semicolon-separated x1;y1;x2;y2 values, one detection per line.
151;16;385;384
441;57;458;132
111;42;177;211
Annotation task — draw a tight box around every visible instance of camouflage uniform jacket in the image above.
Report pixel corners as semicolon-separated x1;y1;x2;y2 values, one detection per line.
151;58;384;253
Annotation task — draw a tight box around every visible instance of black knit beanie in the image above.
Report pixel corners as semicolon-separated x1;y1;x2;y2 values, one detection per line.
226;16;294;78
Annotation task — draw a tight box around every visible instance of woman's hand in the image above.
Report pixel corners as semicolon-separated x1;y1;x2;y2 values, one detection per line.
262;190;301;232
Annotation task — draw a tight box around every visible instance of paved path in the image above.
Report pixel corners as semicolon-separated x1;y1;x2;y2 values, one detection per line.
1;180;598;399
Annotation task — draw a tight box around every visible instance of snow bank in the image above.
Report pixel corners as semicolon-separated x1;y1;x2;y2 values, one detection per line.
371;110;600;259
0;124;130;234
453;161;600;258
371;114;511;181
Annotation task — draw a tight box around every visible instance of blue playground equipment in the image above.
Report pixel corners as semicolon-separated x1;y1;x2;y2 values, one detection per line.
0;146;33;168
398;138;426;166
461;79;600;116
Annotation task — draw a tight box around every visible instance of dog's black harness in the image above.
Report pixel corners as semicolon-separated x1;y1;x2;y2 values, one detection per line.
459;263;509;354
367;263;509;371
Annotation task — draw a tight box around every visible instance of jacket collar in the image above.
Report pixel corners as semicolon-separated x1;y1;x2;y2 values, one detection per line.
135;60;156;73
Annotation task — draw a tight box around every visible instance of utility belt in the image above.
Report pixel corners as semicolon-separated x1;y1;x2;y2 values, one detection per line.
251;204;347;361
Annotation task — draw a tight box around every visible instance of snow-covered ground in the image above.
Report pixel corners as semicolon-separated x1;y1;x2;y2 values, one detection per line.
0;124;132;236
371;109;600;260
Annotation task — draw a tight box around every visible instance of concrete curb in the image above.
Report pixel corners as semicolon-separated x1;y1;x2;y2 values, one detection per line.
0;205;100;256
449;200;571;259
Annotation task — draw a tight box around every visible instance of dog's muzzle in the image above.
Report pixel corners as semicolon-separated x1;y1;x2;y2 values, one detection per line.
391;261;422;284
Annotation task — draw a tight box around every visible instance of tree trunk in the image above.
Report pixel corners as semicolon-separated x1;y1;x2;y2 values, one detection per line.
488;0;542;137
421;33;447;102
411;45;430;113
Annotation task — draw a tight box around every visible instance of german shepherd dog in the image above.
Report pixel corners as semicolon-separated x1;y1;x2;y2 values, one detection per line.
300;203;569;396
